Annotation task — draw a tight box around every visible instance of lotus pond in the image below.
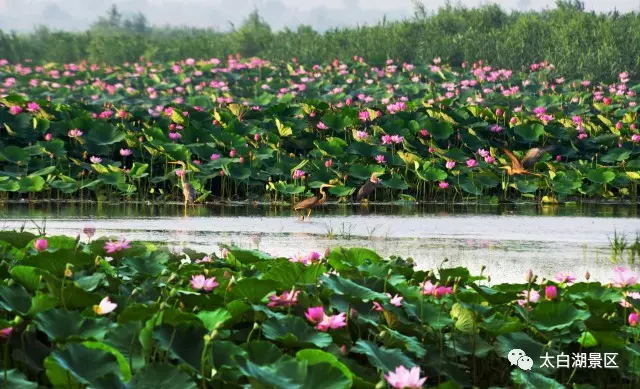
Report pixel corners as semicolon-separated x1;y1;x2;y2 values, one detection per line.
0;230;639;388
0;57;639;204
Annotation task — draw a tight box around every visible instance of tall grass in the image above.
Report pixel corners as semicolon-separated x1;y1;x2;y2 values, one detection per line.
1;2;639;81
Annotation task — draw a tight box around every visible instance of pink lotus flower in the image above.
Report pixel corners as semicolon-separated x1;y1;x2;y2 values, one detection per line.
190;275;219;292
385;365;427;389
381;135;392;145
175;169;185;177
26;102;40;112
375;155;386;164
93;297;117;315
267;289;300;308
317;122;328;130
210;153;220;160
90;156;102;164
466;159;477;168
433;286;453;299
517;289;540;307
305;307;325;324
120;149;132;156
438;181;449;189
611;267;638;287
169;132;182;140
490;124;503;133
292;169;305;180
83;224;96;238
325;159;333;168
316;312;347;331
420;129;429;137
390;135;404;144
104;237;131;253
44;133;53;141
355;131;369;141
9;106;22;115
373;301;383;311
358;110;370;121
386;293;403;306
229;149;236;158
422;280;435;295
545;285;558;300
68;129;83;138
632;134;640;143
554;271;576;284
254;133;261;141
34;238;48;252
477;149;489;158
629;312;639;327
445;161;456;169
484;156;495;164
0;327;12;339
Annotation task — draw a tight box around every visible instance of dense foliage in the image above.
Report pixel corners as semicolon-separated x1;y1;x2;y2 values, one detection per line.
0;230;638;388
1;2;639;81
1;56;639;203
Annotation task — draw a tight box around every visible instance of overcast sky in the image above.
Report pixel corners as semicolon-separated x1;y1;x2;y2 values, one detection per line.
0;0;638;33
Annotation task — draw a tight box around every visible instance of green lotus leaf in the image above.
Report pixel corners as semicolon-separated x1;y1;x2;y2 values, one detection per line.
329;185;356;196
18;176;45;192
35;309;112;341
380;175;409;190
0;284;32;315
320;274;386;302
416;167;447;181
22;249;93;277
129;364;197;389
315;137;348;157
351;340;416;373
197;308;232;331
348;164;385;180
0;178;19;191
9;266;41;291
529;301;591;331
0;231;36;248
230;278;280;303
0;369;37;388
600;148;631;163
514;124;545;142
51;343;126;387
425;119;454;140
86;123;126;145
0;145;29;164
262;316;333;348
271;182;306;194
586;168;616;184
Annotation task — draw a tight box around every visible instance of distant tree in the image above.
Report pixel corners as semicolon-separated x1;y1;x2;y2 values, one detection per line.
555;0;586;11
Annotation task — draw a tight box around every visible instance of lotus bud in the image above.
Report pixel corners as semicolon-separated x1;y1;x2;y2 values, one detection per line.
169;288;178;297
203;269;209;275
495;108;503;116
480;265;486;275
160;302;169;310
253;322;260;331
203;334;211;343
629;312;639;327
13;316;23;325
487;275;491;283
64;268;73;278
379;330;386;338
211;368;218;378
239;156;245;164
324;247;331;258
339;345;348;356
525;269;534;283
585;271;591;281
254;133;261;141
375;380;386;389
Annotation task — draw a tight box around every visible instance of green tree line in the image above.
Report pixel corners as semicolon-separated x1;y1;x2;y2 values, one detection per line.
0;1;639;81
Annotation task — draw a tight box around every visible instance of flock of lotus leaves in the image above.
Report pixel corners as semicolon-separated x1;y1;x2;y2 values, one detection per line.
0;56;638;204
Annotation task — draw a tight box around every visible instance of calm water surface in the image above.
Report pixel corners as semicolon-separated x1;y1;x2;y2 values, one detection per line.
1;202;639;283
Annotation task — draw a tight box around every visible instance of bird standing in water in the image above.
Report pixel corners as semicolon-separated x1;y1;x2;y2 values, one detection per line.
499;146;556;177
293;184;335;221
355;171;384;203
168;161;197;214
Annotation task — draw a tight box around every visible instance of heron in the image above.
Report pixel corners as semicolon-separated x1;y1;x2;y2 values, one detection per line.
293;184;335;221
499;145;556;177
168;161;197;211
355;171;384;203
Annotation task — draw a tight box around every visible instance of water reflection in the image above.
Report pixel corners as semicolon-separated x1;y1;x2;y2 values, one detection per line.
0;202;638;284
0;201;638;219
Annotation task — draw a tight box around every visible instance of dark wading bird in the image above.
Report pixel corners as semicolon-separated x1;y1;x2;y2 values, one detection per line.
499;145;556;177
355;172;384;203
168;161;197;212
293;184;335;221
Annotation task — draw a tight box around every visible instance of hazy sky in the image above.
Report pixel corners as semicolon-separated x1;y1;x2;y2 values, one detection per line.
0;0;637;32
